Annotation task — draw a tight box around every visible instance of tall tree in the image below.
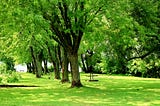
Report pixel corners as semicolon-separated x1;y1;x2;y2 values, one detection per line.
35;0;105;87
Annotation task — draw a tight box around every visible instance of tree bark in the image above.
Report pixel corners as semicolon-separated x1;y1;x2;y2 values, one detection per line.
31;61;35;74
47;44;60;79
53;61;61;79
30;47;38;76
61;49;69;83
68;52;82;87
35;54;42;78
54;45;61;79
43;59;48;74
26;63;32;73
30;46;42;78
81;54;87;73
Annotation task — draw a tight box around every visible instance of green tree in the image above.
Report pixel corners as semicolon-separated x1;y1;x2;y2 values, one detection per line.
126;0;160;77
35;0;106;87
101;0;160;77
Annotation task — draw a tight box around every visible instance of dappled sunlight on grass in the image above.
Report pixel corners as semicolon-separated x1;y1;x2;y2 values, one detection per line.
0;73;160;106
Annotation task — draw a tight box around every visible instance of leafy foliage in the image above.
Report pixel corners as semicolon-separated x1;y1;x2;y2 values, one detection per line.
0;63;21;84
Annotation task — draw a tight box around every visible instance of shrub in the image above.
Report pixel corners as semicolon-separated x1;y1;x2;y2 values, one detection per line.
7;72;21;83
0;65;21;84
127;58;160;78
0;77;2;83
127;59;147;77
0;62;7;74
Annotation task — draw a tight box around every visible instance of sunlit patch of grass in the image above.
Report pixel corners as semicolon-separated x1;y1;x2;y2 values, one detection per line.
0;72;160;106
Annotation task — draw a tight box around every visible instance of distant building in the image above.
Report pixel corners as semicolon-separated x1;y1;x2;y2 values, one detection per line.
14;64;27;72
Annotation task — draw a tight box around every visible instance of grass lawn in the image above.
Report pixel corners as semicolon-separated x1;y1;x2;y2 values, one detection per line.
0;73;160;106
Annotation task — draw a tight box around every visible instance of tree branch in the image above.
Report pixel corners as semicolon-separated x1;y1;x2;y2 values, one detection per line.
73;1;84;53
146;34;160;43
58;1;75;45
86;6;103;25
127;47;157;61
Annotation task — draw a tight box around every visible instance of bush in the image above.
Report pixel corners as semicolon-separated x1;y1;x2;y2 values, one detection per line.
127;58;160;78
0;77;2;83
0;73;21;84
0;63;21;84
7;72;21;83
0;62;7;74
127;59;147;77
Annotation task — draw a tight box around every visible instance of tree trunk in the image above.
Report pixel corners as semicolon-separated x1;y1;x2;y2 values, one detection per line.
27;63;32;73
54;45;61;79
61;49;69;83
30;46;38;76
47;45;60;79
43;59;48;74
35;54;42;78
30;46;42;78
81;54;87;73
31;61;35;74
68;52;82;87
53;61;61;79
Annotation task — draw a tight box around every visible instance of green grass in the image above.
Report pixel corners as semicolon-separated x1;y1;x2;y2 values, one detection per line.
0;73;160;106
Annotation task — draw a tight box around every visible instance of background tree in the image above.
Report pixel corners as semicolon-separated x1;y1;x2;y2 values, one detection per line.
100;0;160;77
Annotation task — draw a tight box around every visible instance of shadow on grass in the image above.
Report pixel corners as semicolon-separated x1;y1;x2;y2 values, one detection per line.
0;85;39;88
